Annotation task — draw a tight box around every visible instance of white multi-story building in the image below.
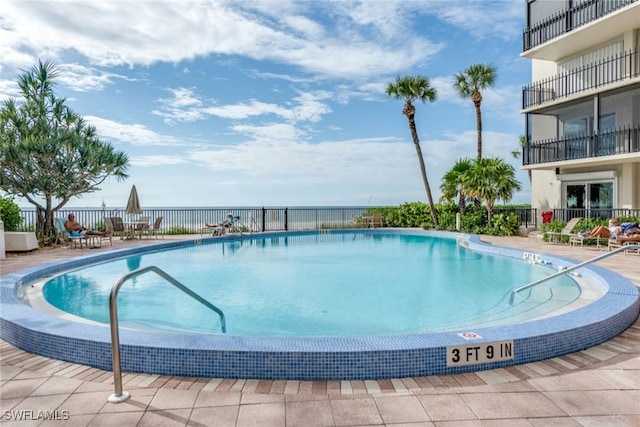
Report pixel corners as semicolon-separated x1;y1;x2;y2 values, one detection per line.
522;0;640;222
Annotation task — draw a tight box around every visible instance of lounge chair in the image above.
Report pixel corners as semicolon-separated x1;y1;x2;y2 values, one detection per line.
227;215;246;234
608;234;640;255
568;228;611;249
54;218;89;249
545;217;582;244
202;218;229;236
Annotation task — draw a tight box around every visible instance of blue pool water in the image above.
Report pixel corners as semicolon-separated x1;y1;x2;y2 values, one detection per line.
42;233;579;336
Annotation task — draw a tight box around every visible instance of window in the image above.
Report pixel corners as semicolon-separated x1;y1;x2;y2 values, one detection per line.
564;117;590;159
597;113;616;155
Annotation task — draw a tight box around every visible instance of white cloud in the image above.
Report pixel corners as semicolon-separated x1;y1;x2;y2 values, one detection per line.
229;123;302;143
86;116;185;146
154;87;333;125
0;1;443;79
186;136;416;184
56;63;131;92
426;1;522;41
0;78;20;100
130;155;188;167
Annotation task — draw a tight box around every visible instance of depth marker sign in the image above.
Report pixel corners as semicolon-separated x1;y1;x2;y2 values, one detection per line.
446;340;514;367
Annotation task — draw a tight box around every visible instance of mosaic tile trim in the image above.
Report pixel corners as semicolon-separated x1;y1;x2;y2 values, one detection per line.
1;230;638;380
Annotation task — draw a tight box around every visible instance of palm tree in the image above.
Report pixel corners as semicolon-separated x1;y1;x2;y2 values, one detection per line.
386;75;439;227
511;135;525;159
464;157;521;223
440;158;472;216
453;64;497;159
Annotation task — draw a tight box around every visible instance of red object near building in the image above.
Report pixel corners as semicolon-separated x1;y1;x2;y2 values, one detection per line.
542;211;553;224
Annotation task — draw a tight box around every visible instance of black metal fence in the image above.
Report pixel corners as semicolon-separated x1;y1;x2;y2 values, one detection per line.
18;207;374;234
523;123;640;165
494;207;537;228
522;48;640;109
17;206;540;233
523;0;637;51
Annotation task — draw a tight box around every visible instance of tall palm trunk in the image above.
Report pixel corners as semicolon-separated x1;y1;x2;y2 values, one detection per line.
472;91;483;159
404;103;438;227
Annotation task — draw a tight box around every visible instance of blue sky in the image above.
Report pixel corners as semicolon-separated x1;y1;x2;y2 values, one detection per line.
1;0;529;209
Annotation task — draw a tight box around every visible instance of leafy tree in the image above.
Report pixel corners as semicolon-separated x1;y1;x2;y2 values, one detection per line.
453;64;497;159
464;157;522;223
0;60;129;243
440;158;472;216
0;195;22;231
386;75;439;227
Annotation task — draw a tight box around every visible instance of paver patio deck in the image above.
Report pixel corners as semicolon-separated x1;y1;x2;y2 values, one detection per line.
1;233;639;426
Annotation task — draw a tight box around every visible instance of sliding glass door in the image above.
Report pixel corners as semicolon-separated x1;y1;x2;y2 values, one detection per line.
565;181;613;219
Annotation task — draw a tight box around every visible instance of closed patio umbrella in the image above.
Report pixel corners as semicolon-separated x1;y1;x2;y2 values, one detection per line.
125;185;142;216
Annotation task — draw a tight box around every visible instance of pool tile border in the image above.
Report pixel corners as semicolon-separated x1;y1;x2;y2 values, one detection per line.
1;230;638;380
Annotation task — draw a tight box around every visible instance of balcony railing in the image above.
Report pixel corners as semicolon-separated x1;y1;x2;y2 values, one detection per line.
523;48;640;109
523;0;637;51
523;123;640;165
550;208;640;222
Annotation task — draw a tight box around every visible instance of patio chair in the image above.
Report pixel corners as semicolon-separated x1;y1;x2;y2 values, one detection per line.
545;217;582;244
93;219;113;247
143;217;163;239
109;216;132;240
362;213;386;228
132;216;150;239
527;230;544;244
54;218;89;249
369;213;386;228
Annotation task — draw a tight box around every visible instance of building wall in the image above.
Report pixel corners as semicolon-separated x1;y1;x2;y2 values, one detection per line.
620;163;639;208
530;169;561;219
525;7;640;218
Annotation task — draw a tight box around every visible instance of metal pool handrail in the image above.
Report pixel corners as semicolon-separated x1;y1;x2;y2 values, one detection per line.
509;244;639;305
108;265;226;403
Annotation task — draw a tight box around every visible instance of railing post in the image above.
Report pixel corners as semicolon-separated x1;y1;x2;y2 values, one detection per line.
284;208;288;231
261;207;266;232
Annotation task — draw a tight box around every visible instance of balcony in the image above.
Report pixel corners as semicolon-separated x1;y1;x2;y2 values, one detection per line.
523;0;637;52
522;48;640;109
523;124;640;166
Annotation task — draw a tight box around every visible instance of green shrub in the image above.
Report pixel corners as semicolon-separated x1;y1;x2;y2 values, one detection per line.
386;202;433;228
167;226;192;235
92;219;107;232
486;213;520;236
0;196;23;231
459;207;487;234
371;202;531;235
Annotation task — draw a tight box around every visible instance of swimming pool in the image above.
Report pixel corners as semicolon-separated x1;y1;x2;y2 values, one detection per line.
1;230;638;380
40;233;581;336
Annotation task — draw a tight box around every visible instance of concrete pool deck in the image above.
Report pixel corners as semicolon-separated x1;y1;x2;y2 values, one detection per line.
1;234;639;426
